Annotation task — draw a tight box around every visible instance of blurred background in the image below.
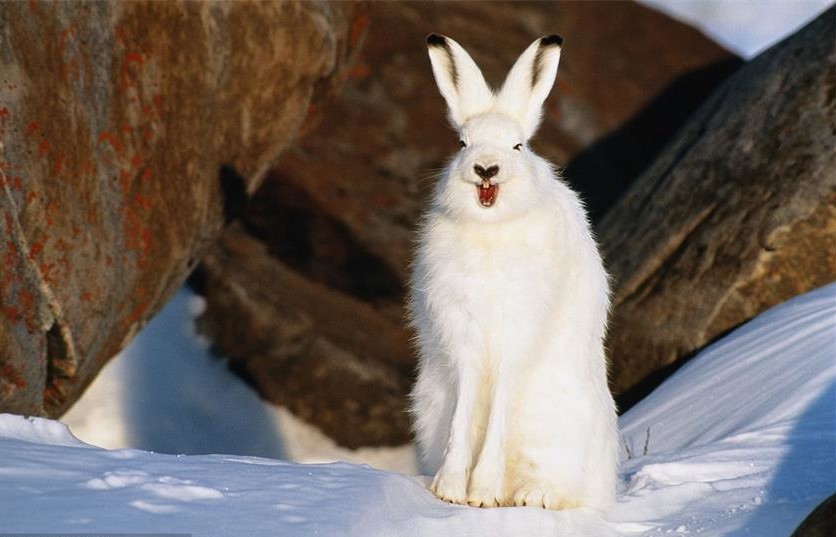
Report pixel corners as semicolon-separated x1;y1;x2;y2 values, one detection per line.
0;0;832;475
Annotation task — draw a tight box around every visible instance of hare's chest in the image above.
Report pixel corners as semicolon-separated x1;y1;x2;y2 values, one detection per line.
423;223;555;320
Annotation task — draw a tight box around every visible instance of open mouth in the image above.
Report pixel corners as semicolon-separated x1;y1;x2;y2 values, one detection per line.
477;180;498;208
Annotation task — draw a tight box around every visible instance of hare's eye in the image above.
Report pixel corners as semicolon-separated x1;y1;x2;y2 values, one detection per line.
459;140;467;149
513;143;523;151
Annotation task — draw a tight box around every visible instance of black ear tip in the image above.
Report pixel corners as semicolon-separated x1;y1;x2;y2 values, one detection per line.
427;33;447;47
541;34;564;48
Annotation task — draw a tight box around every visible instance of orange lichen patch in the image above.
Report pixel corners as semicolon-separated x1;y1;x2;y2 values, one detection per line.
83;207;96;225
0;107;10;120
38;261;57;287
28;240;44;259
17;288;34;313
0;365;26;389
140;227;153;255
1;305;21;324
26;121;39;135
56;250;70;272
123;208;152;260
2;239;18;286
59;27;73;54
36;139;50;158
349;12;368;47
130;153;143;170
98;131;124;154
44;200;58;226
152;94;164;113
52;152;66;175
80;291;92;302
133;193;153;210
118;169;133;195
120;51;144;92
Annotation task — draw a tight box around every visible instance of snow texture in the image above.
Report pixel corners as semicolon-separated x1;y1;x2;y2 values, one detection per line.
2;283;834;536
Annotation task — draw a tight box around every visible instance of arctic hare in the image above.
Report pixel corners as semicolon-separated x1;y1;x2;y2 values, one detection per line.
408;34;617;511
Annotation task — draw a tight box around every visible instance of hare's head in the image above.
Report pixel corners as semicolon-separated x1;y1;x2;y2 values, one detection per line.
426;34;562;221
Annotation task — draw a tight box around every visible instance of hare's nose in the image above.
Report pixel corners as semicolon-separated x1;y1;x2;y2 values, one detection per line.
474;164;499;180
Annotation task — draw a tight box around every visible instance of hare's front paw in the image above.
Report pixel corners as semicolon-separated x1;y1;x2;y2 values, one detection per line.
511;483;580;510
430;466;468;505
466;463;504;507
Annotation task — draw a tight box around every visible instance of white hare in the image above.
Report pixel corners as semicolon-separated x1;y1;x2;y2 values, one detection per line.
408;34;617;511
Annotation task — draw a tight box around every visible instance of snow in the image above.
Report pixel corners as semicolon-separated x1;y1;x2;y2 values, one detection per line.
638;0;834;58
2;283;834;535
61;289;419;475
612;283;836;535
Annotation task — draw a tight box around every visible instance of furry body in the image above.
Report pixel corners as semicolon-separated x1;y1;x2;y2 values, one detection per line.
408;34;617;511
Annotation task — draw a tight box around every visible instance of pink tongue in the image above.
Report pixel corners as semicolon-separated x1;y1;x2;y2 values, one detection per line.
478;183;498;207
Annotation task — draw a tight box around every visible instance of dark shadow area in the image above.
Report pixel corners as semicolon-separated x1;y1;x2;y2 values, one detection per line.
565;57;743;224
219;164;249;223
121;289;287;459
240;172;405;307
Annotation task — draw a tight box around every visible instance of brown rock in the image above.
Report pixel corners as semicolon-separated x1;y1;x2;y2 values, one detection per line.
791;494;836;537
193;223;413;449
0;1;358;416
196;1;739;447
600;8;836;409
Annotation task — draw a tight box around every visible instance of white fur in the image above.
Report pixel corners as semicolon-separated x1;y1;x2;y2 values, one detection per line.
408;34;617;511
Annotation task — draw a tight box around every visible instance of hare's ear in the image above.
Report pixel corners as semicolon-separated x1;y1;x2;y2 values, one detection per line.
496;35;563;139
427;34;494;127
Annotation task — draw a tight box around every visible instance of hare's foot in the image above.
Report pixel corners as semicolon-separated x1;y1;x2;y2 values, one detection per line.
466;462;504;508
511;483;581;510
430;465;468;505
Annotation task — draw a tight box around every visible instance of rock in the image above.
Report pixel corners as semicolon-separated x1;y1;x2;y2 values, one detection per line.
791;494;836;537
600;8;836;408
193;224;414;449
196;1;739;447
0;1;358;416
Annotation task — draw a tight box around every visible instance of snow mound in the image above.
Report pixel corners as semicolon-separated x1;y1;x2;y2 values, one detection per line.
0;413;89;448
612;283;835;535
0;283;833;536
